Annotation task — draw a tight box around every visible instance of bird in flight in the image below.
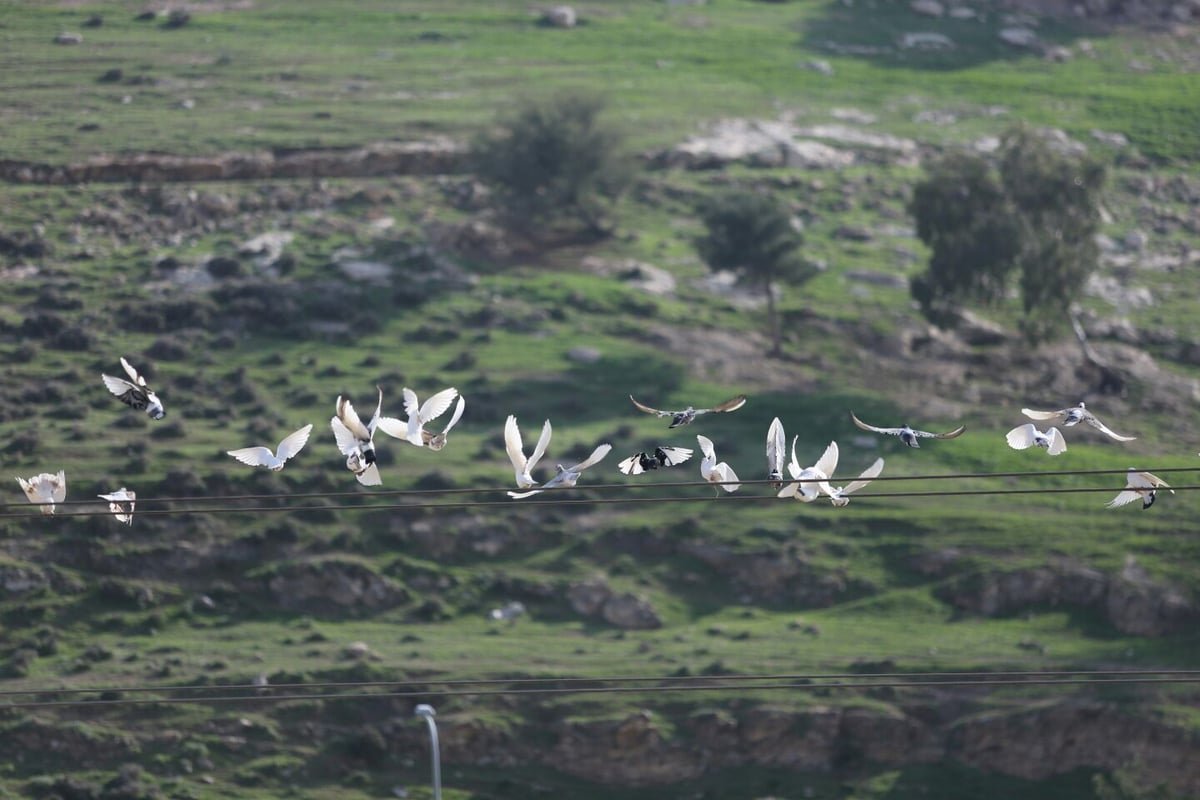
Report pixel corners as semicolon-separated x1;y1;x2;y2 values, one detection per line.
16;471;67;515
1107;470;1172;510
1005;423;1067;456
826;457;885;507
630;394;746;428
377;387;464;451
1021;402;1135;442
98;488;136;525
102;357;165;419
504;415;552;489
778;439;838;502
227;424;314;471
331;388;384;486
850;412;965;448
617;446;693;475
696;434;740;494
508;443;612;500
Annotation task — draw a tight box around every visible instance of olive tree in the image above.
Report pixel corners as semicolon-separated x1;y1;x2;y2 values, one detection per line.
472;92;632;236
909;124;1106;341
696;189;816;357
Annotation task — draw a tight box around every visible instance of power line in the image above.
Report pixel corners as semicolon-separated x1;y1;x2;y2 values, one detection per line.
4;667;1198;699
5;673;1198;711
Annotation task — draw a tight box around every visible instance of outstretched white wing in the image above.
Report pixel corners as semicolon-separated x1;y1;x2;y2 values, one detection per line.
841;457;885;497
567;444;612;474
766;417;785;477
120;357;146;387
1006;423;1039;450
336;396;372;442
850;412;903;436
276;424;313;463
441;395;466;436
696;434;716;463
1045;428;1067;456
330;416;361;455
813;441;839;479
1083;412;1135;442
227;446;278;468
630;395;672;418
1020;407;1064;422
102;373;135;397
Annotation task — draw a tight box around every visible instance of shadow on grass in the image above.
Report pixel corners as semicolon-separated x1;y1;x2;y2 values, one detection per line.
797;0;1101;72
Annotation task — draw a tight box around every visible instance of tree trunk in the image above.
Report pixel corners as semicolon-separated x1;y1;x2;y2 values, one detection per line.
764;280;781;357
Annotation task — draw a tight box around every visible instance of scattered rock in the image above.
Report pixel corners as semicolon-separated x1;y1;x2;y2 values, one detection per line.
651;118;856;170
582;256;677;296
900;31;955;49
566;346;602;364
801;59;834;75
54;32;84;45
542;6;577;28
911;0;945;16
998;28;1039;48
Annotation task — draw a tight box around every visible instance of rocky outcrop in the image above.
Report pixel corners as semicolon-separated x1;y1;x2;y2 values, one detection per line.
679;541;870;606
0;138;467;185
263;557;408;614
934;556;1198;635
567;578;663;629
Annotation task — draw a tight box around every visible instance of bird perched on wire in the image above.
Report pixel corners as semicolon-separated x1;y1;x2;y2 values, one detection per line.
1005;423;1067;456
766;417;786;490
778;439;837;502
16;471;66;515
1020;402;1135;442
696;434;740;494
1107;470;1173;510
850;412;965;449
630;394;746;428
504;415;552;489
102;357;165;419
331;388;385;486
98;487;136;524
227;424;313;471
508;443;612;500
617;446;693;475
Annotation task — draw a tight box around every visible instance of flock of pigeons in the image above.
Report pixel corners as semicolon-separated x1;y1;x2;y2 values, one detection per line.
11;358;1178;520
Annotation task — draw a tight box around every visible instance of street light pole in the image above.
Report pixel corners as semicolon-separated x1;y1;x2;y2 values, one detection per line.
414;704;441;800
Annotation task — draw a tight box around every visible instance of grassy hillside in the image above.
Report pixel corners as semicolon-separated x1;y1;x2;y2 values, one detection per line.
1;2;1199;799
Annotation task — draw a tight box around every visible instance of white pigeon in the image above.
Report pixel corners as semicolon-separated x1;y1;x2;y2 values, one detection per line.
102;357;165;419
826;457;885;507
16;471;66;515
778;439;838;502
508;443;612;499
227;424;314;471
377;387;463;451
850;412;964;448
1021;402;1135;442
330;388;384;486
98;488;136;525
504;415;552;489
696;434;740;493
766;417;786;489
1005;423;1067;456
1107;470;1173;510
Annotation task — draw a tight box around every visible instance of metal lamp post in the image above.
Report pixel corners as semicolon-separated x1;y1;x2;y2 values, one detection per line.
414;703;441;800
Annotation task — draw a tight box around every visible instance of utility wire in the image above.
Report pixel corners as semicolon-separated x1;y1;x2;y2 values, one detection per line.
4;668;1197;700
4;484;1199;520
5;675;1199;711
6;465;1197;510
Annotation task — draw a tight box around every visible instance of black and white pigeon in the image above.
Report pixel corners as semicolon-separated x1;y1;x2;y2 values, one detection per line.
766;417;786;490
630;394;747;428
330;388;384;486
1005;423;1067;456
227;424;314;471
377;387;464;451
508;443;612;500
850;412;965;448
1107;470;1172;510
102;357;164;419
98;488;136;525
16;471;67;515
504;415;552;489
1021;402;1135;442
617;446;693;475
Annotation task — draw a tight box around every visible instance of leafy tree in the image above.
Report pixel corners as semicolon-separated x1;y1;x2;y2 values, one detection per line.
909;124;1106;341
472;92;632;236
696;189;816;356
